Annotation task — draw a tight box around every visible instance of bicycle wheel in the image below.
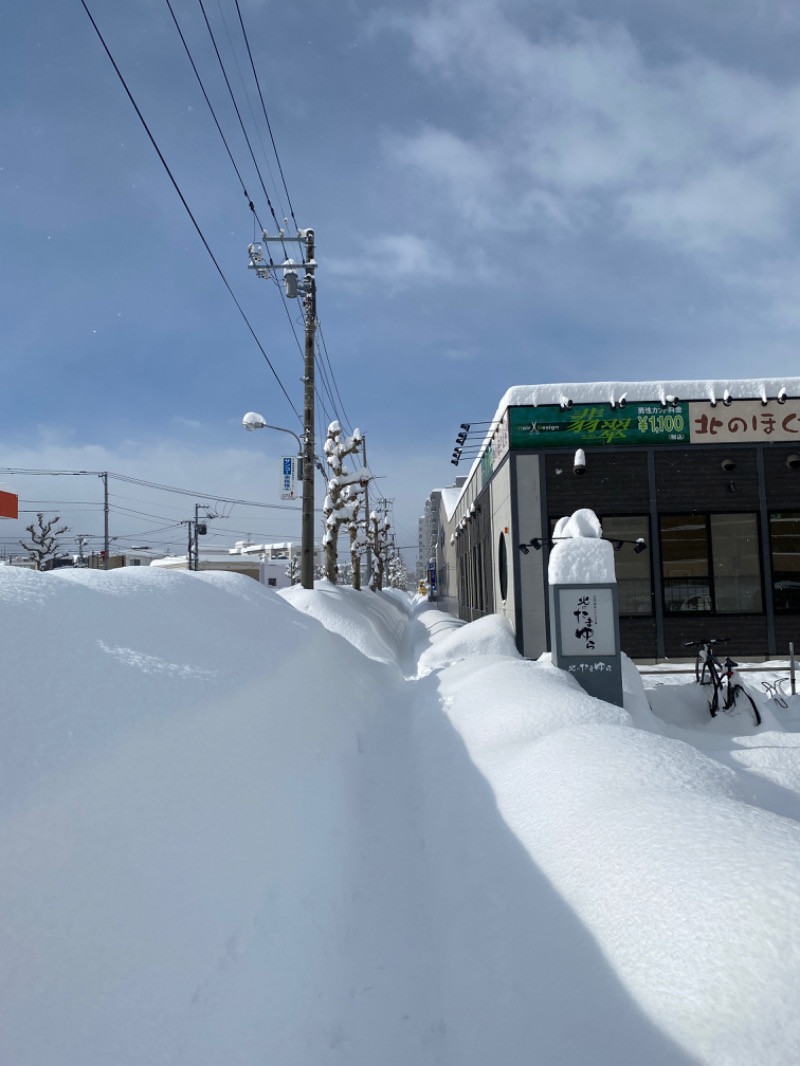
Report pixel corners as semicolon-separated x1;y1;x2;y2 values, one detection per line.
708;681;721;717
727;683;761;727
695;654;712;685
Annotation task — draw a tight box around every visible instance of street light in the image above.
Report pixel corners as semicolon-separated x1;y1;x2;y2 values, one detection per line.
242;411;311;587
242;411;303;454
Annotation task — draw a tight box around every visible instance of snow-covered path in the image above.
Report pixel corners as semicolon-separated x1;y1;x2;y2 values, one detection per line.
3;568;800;1065
281;591;721;1064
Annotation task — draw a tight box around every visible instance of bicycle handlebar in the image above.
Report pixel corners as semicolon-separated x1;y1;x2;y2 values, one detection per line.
683;638;730;648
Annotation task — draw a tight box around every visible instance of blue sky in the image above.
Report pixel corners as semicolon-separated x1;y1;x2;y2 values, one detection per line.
3;0;800;561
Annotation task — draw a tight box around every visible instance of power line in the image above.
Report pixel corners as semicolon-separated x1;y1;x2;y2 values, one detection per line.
83;2;364;510
197;0;354;434
0;468;303;511
195;0;287;244
165;0;311;417
182;0;355;438
232;0;298;231
164;0;263;228
80;0;300;421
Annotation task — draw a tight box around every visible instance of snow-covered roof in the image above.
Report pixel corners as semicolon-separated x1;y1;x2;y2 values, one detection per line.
496;377;800;413
453;376;800;509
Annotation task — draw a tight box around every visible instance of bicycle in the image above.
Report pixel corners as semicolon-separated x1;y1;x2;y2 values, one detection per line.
761;677;790;709
683;638;761;726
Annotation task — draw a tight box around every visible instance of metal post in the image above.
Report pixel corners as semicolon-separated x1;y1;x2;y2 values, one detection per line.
101;471;109;570
791;642;797;695
194;503;200;572
301;229;316;590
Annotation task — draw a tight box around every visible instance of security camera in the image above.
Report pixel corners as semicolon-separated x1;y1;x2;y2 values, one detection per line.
721;459;736;473
573;448;586;476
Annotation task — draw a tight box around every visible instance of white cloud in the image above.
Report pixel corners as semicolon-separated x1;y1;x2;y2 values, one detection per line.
387;127;499;229
387;2;800;257
328;232;456;290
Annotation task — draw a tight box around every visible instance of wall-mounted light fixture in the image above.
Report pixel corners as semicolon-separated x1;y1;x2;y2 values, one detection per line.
573;449;587;476
521;535;648;554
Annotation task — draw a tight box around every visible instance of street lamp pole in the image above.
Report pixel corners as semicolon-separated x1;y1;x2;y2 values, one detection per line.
300;231;316;590
248;228;317;590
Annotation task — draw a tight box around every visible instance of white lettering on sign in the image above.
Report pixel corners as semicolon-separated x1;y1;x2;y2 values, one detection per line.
279;456;297;500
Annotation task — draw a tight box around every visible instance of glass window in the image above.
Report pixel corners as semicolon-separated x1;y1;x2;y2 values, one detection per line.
660;516;711;613
711;514;762;613
602;516;652;615
771;513;800;613
661;513;763;614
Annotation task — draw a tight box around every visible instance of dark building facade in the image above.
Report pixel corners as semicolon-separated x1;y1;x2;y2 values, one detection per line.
435;379;800;661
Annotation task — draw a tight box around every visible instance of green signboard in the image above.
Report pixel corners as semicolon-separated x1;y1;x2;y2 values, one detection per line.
510;402;690;449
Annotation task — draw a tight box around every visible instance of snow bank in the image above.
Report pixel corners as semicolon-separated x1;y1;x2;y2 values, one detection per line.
3;567;800;1065
281;578;410;667
0;567;403;1066
415;612;520;676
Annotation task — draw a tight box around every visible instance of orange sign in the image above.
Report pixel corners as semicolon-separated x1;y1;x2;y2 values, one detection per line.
0;491;19;519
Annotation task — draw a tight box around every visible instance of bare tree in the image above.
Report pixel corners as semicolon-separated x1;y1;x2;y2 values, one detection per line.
285;554;300;586
347;485;367;590
20;513;70;571
322;421;369;584
367;511;391;591
387;552;408;590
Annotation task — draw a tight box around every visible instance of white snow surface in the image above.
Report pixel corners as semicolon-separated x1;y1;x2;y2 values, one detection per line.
497;376;800;413
549;509;616;584
2;566;800;1065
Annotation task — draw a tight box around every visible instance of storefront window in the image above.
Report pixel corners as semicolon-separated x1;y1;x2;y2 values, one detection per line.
711;514;763;613
770;513;800;613
661;516;711;612
602;516;652;615
660;513;762;614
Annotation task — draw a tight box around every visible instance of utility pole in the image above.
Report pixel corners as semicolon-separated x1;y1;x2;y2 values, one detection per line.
189;504;216;571
194;503;201;572
248;228;317;589
100;472;109;569
183;520;194;570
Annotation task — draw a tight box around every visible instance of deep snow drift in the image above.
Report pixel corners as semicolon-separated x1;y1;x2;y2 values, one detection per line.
2;566;800;1065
